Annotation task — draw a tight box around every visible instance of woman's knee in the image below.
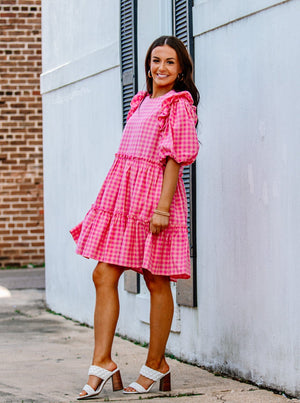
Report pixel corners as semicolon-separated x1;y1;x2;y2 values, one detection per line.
93;262;123;289
143;269;170;293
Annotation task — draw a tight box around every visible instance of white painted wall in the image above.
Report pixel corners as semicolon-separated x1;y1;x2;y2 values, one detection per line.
42;0;122;324
193;0;300;396
42;0;118;71
42;0;300;397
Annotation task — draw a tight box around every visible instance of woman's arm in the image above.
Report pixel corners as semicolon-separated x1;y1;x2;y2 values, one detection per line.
150;157;180;234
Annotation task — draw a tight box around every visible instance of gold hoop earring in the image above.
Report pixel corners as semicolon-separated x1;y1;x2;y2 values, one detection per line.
148;70;152;78
177;73;184;81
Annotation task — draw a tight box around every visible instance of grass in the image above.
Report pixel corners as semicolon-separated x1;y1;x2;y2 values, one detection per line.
136;392;205;400
0;263;45;270
46;308;91;328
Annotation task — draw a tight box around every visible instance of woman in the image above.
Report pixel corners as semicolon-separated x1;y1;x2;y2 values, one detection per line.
70;35;200;399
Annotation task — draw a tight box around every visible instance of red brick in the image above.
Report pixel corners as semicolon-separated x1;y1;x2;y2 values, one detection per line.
0;230;11;235
0;217;10;222
0;0;43;268
0;13;17;17
9;43;25;48
3;236;18;241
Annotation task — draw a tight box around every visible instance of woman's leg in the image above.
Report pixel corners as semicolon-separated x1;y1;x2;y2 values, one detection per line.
124;270;174;391
79;262;124;397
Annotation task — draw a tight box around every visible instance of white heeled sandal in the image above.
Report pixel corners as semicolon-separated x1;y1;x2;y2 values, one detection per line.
123;364;171;394
77;365;123;400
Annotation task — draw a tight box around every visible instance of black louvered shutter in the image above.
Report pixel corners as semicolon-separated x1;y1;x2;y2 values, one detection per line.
120;0;140;294
120;0;138;127
173;0;197;307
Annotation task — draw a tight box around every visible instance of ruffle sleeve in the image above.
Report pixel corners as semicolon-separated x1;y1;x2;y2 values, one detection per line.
158;91;199;166
126;91;147;121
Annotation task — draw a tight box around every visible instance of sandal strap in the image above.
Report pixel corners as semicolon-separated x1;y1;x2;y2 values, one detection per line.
88;365;115;381
82;384;96;395
127;382;147;393
140;365;166;381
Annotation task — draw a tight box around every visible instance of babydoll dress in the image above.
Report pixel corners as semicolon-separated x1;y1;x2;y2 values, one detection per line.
70;89;199;281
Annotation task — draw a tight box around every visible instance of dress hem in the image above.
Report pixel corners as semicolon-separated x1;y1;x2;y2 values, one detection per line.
74;249;190;282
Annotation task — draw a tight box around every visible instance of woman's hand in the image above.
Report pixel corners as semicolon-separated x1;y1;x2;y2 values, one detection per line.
150;212;169;234
150;157;180;235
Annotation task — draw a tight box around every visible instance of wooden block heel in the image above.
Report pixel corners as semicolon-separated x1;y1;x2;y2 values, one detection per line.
159;372;171;392
112;370;123;391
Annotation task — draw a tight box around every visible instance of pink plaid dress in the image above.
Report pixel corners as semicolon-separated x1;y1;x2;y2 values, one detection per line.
70;90;199;280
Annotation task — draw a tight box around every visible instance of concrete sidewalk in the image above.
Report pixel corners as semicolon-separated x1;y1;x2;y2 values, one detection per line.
0;270;297;402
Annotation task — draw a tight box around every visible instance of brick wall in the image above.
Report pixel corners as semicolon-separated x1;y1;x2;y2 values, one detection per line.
0;0;44;268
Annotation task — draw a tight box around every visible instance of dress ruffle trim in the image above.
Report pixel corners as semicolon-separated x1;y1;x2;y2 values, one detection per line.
157;90;197;131
158;91;199;166
126;90;199;167
126;91;147;121
70;207;190;281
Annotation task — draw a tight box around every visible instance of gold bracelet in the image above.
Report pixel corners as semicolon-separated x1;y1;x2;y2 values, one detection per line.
154;209;170;217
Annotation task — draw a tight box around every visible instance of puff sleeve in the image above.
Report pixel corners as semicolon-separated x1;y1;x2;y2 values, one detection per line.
126;91;147;121
158;91;199;166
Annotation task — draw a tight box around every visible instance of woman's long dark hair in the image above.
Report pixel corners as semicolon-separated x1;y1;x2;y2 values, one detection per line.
145;36;200;107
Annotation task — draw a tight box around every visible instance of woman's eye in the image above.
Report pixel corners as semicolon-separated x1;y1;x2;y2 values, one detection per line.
167;61;174;64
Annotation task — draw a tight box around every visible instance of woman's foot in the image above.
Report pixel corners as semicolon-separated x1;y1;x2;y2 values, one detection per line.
78;361;118;398
123;361;169;393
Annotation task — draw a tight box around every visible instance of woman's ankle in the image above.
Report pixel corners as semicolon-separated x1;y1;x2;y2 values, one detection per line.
145;358;169;372
92;358;117;371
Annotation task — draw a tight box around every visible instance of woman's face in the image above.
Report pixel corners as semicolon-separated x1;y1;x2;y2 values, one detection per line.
149;45;182;96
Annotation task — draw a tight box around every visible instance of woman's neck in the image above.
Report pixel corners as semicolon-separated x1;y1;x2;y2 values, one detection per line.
151;88;174;99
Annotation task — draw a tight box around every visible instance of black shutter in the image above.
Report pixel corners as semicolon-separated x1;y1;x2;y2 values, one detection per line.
120;0;138;127
173;0;197;307
120;0;140;293
173;0;193;55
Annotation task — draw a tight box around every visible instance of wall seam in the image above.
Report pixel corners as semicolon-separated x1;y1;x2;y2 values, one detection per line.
40;43;120;94
193;0;292;37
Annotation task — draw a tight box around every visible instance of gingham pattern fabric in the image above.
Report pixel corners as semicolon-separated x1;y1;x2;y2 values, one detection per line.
70;90;199;281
